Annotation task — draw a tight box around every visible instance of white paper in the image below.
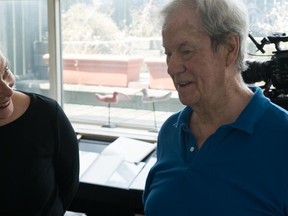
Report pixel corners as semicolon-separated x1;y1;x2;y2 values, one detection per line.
79;151;99;177
79;137;157;187
80;154;124;185
106;161;145;188
101;137;156;163
130;157;157;190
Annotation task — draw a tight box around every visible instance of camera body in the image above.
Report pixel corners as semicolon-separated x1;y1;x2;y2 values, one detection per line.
242;33;288;99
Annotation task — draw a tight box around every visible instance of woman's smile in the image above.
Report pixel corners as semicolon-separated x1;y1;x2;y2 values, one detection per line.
0;99;11;109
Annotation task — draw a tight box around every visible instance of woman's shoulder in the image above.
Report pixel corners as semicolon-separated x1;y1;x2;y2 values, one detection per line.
11;91;31;119
22;91;58;108
19;91;63;119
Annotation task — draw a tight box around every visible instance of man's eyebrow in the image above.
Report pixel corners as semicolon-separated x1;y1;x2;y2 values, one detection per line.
178;41;196;50
179;41;190;47
163;41;192;49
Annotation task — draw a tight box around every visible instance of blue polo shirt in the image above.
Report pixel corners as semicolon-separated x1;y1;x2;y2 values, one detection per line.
143;87;288;216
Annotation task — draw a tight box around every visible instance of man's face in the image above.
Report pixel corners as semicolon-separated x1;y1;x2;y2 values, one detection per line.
162;7;230;107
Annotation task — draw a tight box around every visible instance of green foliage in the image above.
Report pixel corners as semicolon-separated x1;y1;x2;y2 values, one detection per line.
62;3;124;54
128;2;162;37
61;2;163;55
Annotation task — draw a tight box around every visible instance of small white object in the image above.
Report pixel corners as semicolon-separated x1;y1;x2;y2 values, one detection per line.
190;146;195;152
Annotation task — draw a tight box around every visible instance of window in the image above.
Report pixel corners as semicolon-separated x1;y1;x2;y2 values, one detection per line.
0;0;49;95
0;0;287;141
60;0;182;141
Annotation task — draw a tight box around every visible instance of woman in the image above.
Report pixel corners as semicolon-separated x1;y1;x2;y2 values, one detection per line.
0;50;79;215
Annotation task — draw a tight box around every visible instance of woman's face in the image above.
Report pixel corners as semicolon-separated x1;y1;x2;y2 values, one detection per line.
0;58;15;120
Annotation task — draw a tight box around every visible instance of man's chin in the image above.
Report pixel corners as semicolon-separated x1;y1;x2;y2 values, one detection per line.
179;97;196;107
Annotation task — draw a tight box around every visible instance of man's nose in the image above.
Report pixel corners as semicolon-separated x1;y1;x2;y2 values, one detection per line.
167;55;185;76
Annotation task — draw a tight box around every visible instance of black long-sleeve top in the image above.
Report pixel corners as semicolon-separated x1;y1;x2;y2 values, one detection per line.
0;92;79;215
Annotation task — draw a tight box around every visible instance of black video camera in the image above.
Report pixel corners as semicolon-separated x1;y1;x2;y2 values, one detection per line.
242;32;288;99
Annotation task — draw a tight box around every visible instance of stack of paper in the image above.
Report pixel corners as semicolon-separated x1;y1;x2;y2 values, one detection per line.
129;156;157;190
79;151;99;177
100;137;156;164
79;137;156;188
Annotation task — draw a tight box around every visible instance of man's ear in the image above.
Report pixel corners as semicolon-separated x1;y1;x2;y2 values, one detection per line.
225;33;240;67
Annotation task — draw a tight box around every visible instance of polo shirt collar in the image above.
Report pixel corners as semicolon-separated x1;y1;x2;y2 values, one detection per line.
231;86;270;133
173;86;270;134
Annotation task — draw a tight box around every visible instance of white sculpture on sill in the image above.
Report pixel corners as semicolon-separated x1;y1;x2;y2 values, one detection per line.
95;91;131;128
139;88;172;132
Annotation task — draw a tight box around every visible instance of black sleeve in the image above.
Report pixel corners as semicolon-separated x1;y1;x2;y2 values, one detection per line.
54;103;79;211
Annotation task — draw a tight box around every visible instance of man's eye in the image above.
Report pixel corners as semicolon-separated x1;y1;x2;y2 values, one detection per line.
165;53;171;62
181;49;194;60
182;50;192;55
164;51;171;57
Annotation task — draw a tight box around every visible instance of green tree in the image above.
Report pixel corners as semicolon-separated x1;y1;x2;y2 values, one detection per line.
62;3;123;54
128;2;161;37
